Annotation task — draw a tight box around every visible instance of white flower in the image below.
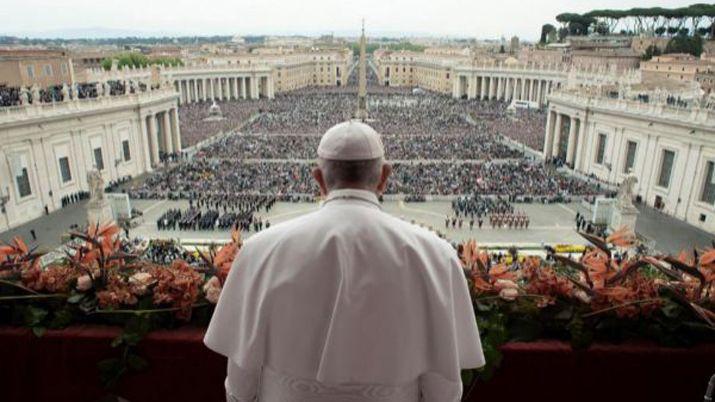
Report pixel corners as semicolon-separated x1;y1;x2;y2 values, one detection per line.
494;279;518;290
499;287;519;301
129;272;154;295
76;275;92;291
574;290;591;304
203;276;222;304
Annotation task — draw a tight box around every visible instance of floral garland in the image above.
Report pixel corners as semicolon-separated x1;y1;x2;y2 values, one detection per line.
1;223;714;388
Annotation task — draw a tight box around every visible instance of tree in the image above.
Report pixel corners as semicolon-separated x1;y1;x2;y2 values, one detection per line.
642;44;661;60
540;24;556;44
101;53;183;71
594;21;610;35
499;45;506;54
665;33;704;57
558;27;569;42
655;26;667;36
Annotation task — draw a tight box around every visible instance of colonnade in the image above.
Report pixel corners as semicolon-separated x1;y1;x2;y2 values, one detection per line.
175;75;273;105
141;107;182;168
455;74;559;107
543;109;587;171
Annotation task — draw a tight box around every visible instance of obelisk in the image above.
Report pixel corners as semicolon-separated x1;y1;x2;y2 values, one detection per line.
355;19;368;121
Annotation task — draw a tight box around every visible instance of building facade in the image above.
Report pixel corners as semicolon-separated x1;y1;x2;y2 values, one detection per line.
84;48;352;104
0;49;74;88
0;87;179;231
641;53;715;84
545;90;715;232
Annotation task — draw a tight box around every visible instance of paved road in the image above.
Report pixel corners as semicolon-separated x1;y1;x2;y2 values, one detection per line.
3;197;711;255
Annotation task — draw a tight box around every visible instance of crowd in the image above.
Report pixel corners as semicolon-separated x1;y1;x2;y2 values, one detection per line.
388;161;600;197
473;103;547;151
196;132;521;161
0;81;130;107
122;84;608;225
155;194;276;232
127;159;601;199
142;239;202;265
178;100;263;147
448;195;530;230
60;191;90;208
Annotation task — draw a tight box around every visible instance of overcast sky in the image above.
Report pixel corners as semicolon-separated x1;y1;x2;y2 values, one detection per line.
0;0;698;40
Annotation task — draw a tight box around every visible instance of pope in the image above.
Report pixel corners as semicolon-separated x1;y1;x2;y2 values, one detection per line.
205;120;484;402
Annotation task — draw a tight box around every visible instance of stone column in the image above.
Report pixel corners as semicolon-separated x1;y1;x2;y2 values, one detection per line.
467;75;475;99
552;113;562;158
162;111;173;154
480;76;486;100
192;80;198;104
536;80;543;107
149;114;160;166
521;78;527;100
531;79;537;102
177;81;184;105
496;77;503;101
565;116;577;166
171;108;182;153
513;78;519;100
241;77;247;99
543;110;554;157
233;77;240;99
251;76;259;99
505;78;512;101
140;115;153;172
267;75;275;99
574;117;587;172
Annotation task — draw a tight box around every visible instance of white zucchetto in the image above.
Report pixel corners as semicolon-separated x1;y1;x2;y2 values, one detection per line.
317;120;385;161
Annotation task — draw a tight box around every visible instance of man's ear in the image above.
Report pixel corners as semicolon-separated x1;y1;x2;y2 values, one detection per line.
376;163;392;194
312;166;329;197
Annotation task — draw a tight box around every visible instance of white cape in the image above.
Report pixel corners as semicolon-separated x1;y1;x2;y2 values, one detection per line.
204;192;484;389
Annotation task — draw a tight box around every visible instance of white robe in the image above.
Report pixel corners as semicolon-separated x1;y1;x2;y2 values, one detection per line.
205;189;484;401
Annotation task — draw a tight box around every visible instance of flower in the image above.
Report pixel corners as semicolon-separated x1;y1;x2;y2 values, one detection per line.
203;276;222;304
129;272;155;295
148;260;203;320
76;275;93;291
499;287;519;301
96;276;138;308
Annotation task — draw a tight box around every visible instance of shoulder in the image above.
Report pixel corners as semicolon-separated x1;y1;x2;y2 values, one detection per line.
380;213;457;258
243;210;320;250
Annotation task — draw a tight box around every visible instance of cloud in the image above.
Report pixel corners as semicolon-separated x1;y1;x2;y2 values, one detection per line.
1;0;697;40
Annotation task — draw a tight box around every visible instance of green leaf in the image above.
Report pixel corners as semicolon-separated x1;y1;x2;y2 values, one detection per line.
110;335;123;348
67;294;84;304
98;358;124;389
31;326;46;337
23;306;48;327
508;318;542;342
48;308;73;329
126;354;148;371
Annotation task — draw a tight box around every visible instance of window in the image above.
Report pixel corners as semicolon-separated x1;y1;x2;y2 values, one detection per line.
16;167;32;198
700;161;715;204
93;147;104;171
58;157;72;183
43;64;53;76
595;133;607;164
26;65;35;78
122;140;131;162
623;141;637;173
658;150;675;188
